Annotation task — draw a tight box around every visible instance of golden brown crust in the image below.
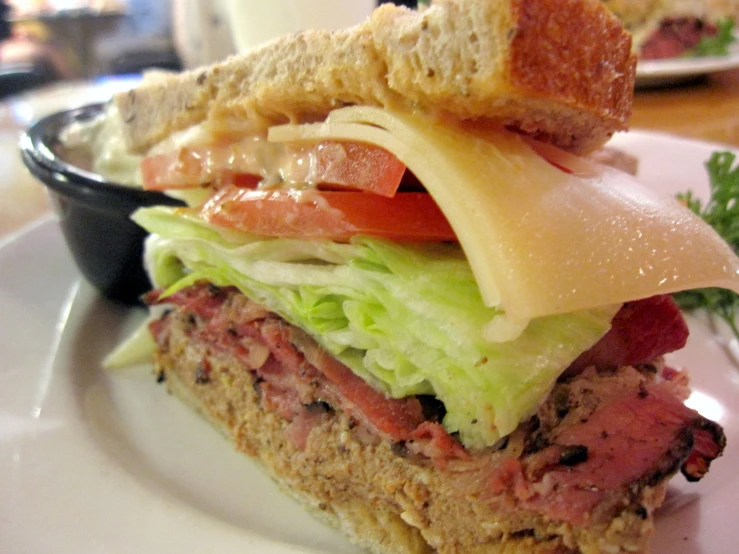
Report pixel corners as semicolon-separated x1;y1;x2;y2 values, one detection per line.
507;0;636;139
115;0;635;156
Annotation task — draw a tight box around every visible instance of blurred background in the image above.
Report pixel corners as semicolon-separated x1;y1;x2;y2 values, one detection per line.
0;0;418;99
1;0;177;96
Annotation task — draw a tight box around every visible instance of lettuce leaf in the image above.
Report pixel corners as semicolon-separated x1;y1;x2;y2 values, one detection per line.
691;18;736;57
134;206;617;449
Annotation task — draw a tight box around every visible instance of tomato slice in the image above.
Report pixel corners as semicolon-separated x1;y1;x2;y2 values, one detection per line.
141;147;207;190
200;188;456;242
310;141;406;197
141;140;406;197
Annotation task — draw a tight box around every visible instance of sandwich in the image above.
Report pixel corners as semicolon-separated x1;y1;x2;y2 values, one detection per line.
602;0;737;59
104;0;738;552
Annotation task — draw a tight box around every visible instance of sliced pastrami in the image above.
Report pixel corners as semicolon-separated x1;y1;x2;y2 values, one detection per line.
144;284;238;320
566;295;689;376
258;318;429;443
641;17;719;60
488;380;725;525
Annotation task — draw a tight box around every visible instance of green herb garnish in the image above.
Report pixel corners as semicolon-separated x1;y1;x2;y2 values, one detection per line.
690;17;736;57
674;152;739;338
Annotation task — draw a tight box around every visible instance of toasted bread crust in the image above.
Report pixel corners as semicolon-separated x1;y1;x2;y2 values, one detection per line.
506;0;635;138
115;0;635;155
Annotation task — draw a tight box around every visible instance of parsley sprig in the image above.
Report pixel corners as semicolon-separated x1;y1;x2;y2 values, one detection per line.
674;152;739;338
691;18;736;57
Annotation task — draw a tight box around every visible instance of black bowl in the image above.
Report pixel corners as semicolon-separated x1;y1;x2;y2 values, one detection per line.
20;103;184;305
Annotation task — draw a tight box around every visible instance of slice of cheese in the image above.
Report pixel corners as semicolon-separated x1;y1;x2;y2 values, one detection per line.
269;106;739;322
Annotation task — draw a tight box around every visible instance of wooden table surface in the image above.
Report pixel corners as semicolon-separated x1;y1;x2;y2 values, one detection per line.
632;68;739;147
1;70;739;241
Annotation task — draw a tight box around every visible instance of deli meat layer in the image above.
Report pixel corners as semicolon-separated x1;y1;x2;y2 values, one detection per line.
147;283;725;554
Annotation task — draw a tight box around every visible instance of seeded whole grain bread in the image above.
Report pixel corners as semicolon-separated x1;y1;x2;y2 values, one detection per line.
114;0;636;156
154;305;682;554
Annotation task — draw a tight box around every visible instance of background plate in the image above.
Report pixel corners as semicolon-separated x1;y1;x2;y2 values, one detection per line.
635;40;739;88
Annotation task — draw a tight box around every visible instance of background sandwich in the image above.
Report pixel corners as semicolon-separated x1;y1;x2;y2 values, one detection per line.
603;0;737;59
104;0;738;552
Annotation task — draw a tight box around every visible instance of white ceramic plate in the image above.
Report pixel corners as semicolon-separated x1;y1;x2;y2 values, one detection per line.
1;130;739;553
635;39;739;88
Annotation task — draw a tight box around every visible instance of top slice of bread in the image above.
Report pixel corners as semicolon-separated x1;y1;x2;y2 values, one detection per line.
114;0;636;155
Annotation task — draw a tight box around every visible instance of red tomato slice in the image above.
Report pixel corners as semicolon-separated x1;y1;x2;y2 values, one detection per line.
141;147;214;190
141;141;406;197
200;188;456;242
311;141;406;197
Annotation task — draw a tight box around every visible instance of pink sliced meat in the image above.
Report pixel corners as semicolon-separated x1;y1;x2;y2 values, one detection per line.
259;319;428;441
566;295;689;376
488;381;725;525
641;17;718;60
409;421;469;462
284;402;332;450
144;284;239;320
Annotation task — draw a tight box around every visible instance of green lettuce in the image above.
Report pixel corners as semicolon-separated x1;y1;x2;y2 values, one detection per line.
691;18;736;57
133;206;616;449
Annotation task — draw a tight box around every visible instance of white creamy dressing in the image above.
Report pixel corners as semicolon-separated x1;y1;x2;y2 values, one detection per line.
170;134;352;191
60;104;145;186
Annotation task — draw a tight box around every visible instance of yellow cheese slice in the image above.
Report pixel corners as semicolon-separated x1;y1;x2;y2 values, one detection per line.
269;107;739;322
